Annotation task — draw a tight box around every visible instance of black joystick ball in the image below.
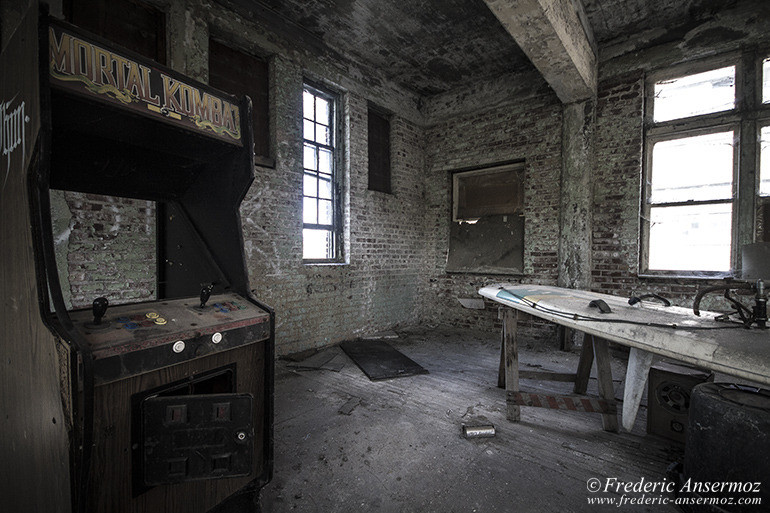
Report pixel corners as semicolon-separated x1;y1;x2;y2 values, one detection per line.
92;297;109;325
200;285;213;309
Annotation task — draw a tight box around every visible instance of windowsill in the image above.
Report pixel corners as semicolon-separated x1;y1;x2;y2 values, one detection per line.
638;272;734;281
303;261;348;267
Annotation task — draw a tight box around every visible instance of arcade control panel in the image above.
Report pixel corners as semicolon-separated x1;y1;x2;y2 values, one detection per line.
68;292;270;385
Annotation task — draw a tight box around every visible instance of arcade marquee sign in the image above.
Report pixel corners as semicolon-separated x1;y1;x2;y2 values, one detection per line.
48;21;242;146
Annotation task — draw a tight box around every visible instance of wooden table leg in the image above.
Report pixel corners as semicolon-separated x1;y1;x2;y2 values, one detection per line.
498;308;506;388
503;308;520;422
573;332;593;394
591;335;619;432
621;347;654;432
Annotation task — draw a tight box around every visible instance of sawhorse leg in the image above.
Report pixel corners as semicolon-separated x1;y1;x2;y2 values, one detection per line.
621;347;653;431
590;335;619;432
502;307;520;421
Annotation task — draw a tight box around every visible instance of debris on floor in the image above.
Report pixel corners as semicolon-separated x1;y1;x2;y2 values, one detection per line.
340;339;429;381
286;347;347;372
338;397;360;415
462;424;496;439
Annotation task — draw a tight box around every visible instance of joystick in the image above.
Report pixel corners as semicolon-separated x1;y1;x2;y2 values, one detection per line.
85;297;110;330
93;297;108;324
200;284;213;309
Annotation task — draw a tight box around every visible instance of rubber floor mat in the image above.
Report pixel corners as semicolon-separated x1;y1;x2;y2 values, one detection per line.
340;339;429;381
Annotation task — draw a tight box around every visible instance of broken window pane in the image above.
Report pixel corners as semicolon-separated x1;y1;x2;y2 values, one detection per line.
648;203;732;271
761;126;770;196
654;66;735;122
650;131;734;203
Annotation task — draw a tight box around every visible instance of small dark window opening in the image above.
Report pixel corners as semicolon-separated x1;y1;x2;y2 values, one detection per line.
368;106;391;194
64;0;166;64
209;39;271;164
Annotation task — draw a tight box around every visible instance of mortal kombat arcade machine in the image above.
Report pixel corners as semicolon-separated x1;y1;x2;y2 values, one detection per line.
6;9;273;513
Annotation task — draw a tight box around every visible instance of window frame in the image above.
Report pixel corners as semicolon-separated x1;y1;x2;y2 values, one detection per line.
639;52;770;278
302;81;343;264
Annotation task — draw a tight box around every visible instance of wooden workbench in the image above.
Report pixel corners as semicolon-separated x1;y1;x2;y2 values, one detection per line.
479;284;770;431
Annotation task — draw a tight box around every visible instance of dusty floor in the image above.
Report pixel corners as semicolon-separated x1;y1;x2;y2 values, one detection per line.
259;326;685;512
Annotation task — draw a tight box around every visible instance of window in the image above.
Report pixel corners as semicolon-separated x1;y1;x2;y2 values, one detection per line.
65;0;166;63
368;106;391;193
302;83;341;262
447;161;525;274
643;55;770;275
209;39;271;164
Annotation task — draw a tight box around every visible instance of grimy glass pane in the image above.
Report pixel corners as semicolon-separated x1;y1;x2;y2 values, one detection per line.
650;131;734;203
316;124;331;146
319;176;332;200
303;119;315;142
654;66;735;122
318;148;332;175
316;97;330;125
763;58;770;104
303;228;331;260
303;197;317;224
761;126;770;196
303;91;315;120
304;174;318;197
318;199;333;225
303;144;317;171
648;203;732;272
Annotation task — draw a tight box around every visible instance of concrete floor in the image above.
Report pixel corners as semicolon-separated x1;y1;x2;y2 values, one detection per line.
259;327;683;512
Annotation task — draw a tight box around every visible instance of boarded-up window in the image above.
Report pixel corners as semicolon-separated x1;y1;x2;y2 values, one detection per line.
368;107;391;193
447;161;525;274
64;0;166;63
209;39;271;163
453;163;524;222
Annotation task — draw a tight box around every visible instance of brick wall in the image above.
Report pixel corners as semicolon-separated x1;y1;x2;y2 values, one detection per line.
52;192;156;309
421;80;563;342
240;58;428;355
591;72;644;298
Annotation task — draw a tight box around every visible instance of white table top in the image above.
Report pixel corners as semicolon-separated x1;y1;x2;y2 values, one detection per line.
479;283;770;386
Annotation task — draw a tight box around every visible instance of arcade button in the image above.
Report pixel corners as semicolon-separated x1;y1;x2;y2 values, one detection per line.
124;322;139;330
146;312;160;319
117;316;131;323
154;317;167;325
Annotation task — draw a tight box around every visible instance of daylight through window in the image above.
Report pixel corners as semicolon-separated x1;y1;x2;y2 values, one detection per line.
302;84;340;261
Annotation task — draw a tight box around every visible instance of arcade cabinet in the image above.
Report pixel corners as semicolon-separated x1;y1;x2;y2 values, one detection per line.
20;13;273;512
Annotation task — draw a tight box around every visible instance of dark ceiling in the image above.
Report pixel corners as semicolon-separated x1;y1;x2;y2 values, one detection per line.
235;0;737;97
